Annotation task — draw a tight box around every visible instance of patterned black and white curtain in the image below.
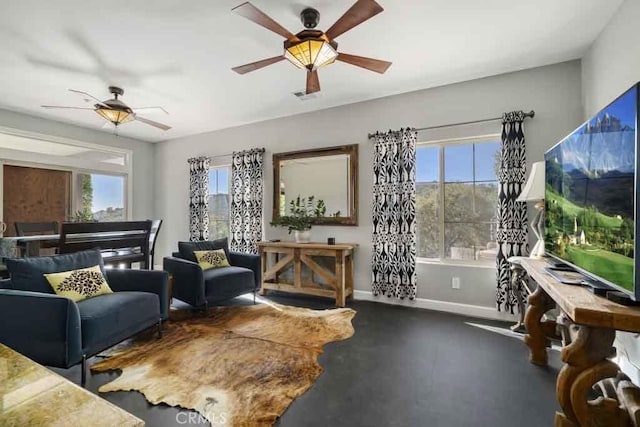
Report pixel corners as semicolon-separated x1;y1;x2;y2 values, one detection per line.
371;128;417;300
188;156;211;241
496;111;529;312
230;148;265;254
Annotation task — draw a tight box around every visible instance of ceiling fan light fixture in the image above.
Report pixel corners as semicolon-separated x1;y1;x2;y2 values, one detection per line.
95;107;134;126
284;38;338;71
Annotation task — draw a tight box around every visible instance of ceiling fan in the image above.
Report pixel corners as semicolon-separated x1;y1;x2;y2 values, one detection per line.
231;0;392;95
42;86;172;131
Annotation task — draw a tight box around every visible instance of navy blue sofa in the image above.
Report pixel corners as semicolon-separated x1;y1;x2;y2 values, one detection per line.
163;238;261;309
0;249;169;385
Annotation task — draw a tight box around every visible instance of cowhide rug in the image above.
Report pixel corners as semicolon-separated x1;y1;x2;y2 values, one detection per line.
91;303;356;426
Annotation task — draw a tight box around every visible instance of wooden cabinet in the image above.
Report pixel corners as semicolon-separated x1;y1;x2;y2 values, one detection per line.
257;241;358;307
3;165;71;237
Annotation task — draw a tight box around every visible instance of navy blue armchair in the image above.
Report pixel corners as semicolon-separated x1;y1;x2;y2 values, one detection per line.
163;238;260;310
0;249;169;385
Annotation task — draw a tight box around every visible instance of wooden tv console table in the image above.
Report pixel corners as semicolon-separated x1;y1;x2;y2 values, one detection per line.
518;257;640;427
257;241;357;307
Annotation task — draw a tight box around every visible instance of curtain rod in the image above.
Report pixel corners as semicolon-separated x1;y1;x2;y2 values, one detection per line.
208;147;266;160
368;110;535;139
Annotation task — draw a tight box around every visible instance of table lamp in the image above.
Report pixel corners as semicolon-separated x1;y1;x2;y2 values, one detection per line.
517;161;545;258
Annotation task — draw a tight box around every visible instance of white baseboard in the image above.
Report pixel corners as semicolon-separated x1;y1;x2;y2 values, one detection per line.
353;290;518;322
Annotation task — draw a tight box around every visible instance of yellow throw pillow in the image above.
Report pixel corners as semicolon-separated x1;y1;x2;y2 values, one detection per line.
194;249;230;270
44;265;113;303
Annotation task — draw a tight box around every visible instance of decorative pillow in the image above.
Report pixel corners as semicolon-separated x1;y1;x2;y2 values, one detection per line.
44;265;113;303
6;249;106;294
178;238;229;263
194;249;231;270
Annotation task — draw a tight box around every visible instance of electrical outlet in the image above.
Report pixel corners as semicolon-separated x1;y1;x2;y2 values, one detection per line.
452;277;461;289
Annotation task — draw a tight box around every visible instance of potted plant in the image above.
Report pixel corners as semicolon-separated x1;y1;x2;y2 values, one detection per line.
270;195;327;243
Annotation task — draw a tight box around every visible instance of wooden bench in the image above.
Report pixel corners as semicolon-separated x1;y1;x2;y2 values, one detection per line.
58;221;152;269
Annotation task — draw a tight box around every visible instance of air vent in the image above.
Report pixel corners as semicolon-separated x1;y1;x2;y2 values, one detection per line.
293;90;321;101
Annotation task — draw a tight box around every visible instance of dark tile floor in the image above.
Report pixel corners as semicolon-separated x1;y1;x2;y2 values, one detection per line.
53;294;561;427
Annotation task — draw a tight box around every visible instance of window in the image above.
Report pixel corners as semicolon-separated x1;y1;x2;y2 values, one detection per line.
416;137;501;263
76;173;126;221
208;167;231;239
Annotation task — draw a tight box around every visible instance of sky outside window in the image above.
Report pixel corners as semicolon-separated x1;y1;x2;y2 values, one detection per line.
209;168;229;194
91;174;124;211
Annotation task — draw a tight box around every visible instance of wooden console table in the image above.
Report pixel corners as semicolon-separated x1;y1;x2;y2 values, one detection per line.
257;241;357;307
519;258;640;427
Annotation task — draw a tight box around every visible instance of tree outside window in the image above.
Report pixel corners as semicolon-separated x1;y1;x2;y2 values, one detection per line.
208;167;231;239
416;138;501;263
75;173;125;222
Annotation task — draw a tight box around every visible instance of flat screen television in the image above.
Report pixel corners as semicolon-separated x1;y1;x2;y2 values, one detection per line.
544;82;639;300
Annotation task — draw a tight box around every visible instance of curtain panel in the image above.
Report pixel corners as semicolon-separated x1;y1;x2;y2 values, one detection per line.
230;148;265;254
370;128;418;300
188;156;211;241
496;111;529;312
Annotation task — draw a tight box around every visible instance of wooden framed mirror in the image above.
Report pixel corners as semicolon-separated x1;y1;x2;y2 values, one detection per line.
273;144;358;226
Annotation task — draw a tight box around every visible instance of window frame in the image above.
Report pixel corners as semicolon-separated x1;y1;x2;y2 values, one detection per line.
416;134;502;267
74;170;129;222
0;126;133;222
207;165;232;240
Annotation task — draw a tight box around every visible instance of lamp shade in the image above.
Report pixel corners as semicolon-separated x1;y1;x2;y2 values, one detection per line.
284;39;338;71
517;161;545;202
95;107;134;127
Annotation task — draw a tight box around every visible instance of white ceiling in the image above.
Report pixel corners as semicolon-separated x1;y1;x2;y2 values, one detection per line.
0;0;623;142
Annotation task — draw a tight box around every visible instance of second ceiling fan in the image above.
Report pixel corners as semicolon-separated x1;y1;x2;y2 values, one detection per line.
232;0;392;95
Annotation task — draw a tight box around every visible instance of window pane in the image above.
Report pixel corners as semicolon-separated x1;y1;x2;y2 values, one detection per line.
445;222;478;260
475;141;501;181
416;145;440;258
475;182;499;223
208;167;231;239
217;168;229;194
77;173;125;222
474;222;498;261
416;139;500;262
444;144;473;182
209;220;229;240
445;222;497;261
416;222;439;259
416;146;439;183
444;182;475;222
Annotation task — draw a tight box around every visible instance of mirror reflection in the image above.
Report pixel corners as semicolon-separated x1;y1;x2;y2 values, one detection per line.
273;144;358;226
279;154;350;217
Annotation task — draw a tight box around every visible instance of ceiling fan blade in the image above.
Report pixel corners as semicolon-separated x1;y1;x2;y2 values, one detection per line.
232;56;285;74
131;106;170;115
41;105;96;110
306;70;320;94
325;0;384;40
232;2;295;40
135;115;171;131
336;53;392;74
68;89;109;107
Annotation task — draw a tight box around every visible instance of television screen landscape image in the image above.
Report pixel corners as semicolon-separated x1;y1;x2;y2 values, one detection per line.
544;84;638;294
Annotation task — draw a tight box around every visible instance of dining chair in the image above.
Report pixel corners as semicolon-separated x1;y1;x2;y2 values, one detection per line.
15;221;59;237
15;221;60;256
149;219;163;269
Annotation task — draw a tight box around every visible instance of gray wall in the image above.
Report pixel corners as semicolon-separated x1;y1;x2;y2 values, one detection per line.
581;0;640;383
155;60;583;311
0;108;155;220
582;0;640;118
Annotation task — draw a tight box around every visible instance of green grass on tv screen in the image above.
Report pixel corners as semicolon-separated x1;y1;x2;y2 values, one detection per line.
545;187;634;292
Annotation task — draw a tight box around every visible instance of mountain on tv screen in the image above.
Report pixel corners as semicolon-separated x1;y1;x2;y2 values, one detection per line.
544;84;637;293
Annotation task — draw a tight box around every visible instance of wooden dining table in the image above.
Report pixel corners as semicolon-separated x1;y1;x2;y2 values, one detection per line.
2;234;61;257
3;230;144;257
